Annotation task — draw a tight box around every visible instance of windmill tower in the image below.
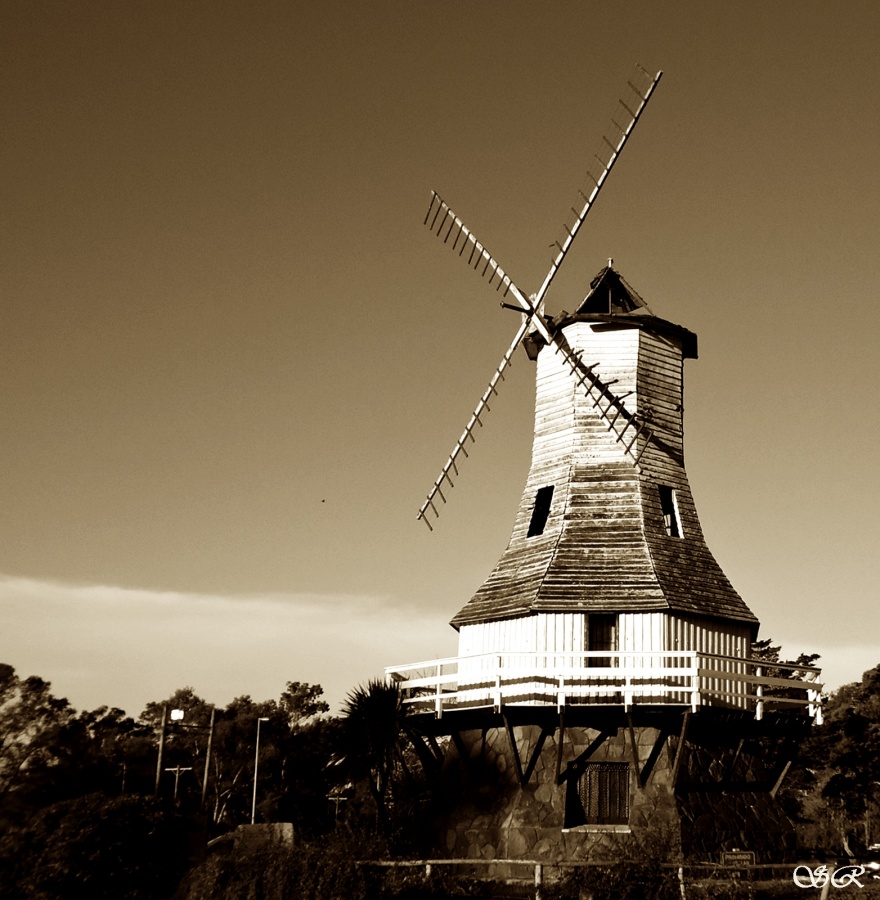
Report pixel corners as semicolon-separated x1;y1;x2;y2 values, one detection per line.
388;66;822;865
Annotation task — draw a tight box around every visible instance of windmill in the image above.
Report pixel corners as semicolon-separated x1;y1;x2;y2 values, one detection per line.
388;66;822;868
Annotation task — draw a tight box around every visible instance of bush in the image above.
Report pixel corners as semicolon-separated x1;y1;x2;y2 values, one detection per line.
0;793;193;899
183;832;370;900
544;861;681;900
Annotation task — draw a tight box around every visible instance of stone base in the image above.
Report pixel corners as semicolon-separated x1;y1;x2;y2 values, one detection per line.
425;710;798;864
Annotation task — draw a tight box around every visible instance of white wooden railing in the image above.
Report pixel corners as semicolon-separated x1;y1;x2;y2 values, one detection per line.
384;651;823;723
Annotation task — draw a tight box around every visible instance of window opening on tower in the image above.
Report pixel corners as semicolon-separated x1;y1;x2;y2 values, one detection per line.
526;485;554;537
587;613;618;668
658;485;682;537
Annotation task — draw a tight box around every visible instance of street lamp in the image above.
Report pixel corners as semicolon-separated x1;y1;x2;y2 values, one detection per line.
154;706;216;806
251;717;270;825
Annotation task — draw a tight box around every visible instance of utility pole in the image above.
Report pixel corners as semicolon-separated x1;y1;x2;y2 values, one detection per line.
201;707;216;811
251;717;269;824
154;705;168;797
165;765;193;803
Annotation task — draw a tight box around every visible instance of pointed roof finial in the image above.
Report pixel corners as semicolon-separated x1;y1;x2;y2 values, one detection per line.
608;258;614;268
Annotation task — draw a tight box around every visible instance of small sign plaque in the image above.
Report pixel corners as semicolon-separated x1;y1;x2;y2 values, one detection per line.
721;850;756;868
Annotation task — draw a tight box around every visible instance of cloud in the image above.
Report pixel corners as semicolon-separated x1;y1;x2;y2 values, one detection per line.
808;644;879;694
0;576;457;716
1;575;869;719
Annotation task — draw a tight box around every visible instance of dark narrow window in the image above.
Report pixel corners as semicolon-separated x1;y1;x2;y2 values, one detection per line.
566;762;630;826
588;614;618;667
527;485;554;537
658;485;682;538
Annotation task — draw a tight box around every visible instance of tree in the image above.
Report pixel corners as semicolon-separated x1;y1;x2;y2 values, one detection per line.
277;715;344;837
140;687;215;730
279;681;329;730
811;667;880;853
336;678;431;838
208;695;281;826
140;682;335;832
0;664;75;821
140;688;216;810
769;662;880;855
0;793;192;899
72;705;156;796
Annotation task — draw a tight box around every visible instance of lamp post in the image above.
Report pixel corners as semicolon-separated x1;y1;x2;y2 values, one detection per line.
251;717;270;825
154;707;214;804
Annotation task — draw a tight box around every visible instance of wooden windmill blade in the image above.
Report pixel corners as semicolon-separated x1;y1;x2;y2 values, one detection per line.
417;315;532;530
423;192;552;343
534;65;662;309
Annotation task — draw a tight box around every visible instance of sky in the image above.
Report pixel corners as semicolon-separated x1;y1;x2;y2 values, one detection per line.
2;1;878;718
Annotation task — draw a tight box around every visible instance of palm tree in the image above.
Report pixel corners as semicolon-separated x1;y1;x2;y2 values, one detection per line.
338;679;413;834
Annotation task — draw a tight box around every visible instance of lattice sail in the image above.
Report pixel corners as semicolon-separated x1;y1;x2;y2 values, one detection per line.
417;316;532;530
423;192;529;304
535;65;662;308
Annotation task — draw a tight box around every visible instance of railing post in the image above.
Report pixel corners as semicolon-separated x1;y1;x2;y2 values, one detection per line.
755;665;764;720
557;671;565;711
535;863;543;900
435;662;442;718
808;688;823;724
690;654;699;712
494;655;502;712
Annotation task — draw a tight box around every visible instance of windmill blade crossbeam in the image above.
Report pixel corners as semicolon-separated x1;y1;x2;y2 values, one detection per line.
417;317;532;528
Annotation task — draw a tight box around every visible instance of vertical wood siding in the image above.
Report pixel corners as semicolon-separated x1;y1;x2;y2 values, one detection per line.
666;613;750;708
457;610;751;709
461;611;748;656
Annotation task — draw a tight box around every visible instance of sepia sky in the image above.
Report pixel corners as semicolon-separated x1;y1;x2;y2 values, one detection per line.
2;1;879;716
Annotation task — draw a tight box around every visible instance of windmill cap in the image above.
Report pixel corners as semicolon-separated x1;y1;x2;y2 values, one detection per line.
579;264;650;315
546;265;698;359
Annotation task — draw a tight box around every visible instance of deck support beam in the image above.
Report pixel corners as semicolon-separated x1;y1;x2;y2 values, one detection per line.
502;716;552;789
521;726;550;788
770;733;802;797
555;708;566;785
638;724;670;788
450;730;469;765
502;713;525;786
671;711;691;789
724;737;745;785
626;713;642;786
403;727;445;778
771;761;793;798
559;728;613;785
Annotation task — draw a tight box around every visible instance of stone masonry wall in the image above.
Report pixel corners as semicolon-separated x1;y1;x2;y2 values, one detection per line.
433;724;679;863
676;738;797;862
431;721;796;864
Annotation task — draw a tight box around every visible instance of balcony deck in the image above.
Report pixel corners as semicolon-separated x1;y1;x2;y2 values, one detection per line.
385;651;823;724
